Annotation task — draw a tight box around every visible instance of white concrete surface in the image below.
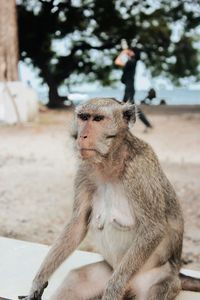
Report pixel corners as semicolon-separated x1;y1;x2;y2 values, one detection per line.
0;82;38;124
0;237;199;300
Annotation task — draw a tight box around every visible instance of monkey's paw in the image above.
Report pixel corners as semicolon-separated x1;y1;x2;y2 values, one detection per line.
18;282;48;300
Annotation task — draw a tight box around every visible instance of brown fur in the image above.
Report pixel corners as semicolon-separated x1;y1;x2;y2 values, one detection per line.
21;98;199;300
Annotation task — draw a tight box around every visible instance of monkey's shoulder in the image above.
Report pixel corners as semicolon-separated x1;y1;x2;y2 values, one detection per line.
126;133;161;169
124;134;176;197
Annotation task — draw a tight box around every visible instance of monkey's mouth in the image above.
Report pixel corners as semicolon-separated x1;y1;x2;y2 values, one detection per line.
79;148;97;157
80;148;97;152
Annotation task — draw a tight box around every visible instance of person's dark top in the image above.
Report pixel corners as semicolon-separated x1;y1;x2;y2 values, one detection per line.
121;57;137;84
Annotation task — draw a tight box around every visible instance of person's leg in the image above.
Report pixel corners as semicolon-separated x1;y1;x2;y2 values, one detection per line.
123;84;130;102
123;82;152;129
50;261;112;300
137;108;152;128
123;82;135;103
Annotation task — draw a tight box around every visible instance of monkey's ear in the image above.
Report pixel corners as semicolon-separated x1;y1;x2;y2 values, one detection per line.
122;104;136;124
71;131;78;140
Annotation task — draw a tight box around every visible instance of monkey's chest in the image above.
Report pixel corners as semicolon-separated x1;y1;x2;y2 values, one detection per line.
89;183;136;268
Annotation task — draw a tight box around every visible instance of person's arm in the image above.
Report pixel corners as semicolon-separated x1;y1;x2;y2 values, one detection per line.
114;50;129;67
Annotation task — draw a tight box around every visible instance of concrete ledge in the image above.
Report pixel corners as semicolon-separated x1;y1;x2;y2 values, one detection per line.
0;237;199;300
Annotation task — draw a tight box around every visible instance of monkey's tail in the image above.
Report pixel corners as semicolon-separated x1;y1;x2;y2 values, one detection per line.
180;273;200;292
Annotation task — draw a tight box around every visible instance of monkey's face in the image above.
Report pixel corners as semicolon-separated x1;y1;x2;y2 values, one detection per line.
74;98;136;161
76;113;117;160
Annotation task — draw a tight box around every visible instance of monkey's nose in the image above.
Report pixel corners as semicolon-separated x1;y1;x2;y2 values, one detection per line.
81;135;87;139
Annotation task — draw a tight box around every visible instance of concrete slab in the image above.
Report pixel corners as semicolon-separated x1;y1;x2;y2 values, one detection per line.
0;237;199;300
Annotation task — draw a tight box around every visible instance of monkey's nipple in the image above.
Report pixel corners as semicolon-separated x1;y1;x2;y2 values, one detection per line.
96;214;104;230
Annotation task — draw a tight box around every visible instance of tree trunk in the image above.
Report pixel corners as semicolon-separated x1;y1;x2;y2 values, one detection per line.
42;70;68;108
47;78;64;108
45;75;63;108
0;0;19;81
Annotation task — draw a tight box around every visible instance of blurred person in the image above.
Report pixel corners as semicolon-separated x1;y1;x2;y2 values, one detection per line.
141;88;156;105
141;89;167;105
115;45;153;130
160;99;167;105
115;47;139;102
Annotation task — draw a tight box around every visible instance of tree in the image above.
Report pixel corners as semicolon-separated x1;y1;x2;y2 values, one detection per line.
0;0;19;81
17;0;200;108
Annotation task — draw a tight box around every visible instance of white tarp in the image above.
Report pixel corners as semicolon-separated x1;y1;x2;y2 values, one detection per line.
0;81;38;124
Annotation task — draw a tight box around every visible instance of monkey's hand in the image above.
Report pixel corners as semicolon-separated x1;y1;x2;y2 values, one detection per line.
18;281;48;300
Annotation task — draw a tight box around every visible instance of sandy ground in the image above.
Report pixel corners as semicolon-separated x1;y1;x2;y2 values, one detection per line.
0;105;200;270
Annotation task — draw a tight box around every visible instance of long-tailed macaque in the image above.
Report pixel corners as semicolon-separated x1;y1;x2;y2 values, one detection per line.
20;98;200;300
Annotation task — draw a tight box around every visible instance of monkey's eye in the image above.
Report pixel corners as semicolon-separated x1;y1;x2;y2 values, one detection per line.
93;115;105;122
106;135;117;139
78;113;90;121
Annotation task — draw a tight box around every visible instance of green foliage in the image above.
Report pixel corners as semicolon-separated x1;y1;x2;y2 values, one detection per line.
17;0;200;106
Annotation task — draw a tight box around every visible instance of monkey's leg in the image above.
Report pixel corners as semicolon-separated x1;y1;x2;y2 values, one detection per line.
127;262;180;300
50;261;112;300
147;275;181;300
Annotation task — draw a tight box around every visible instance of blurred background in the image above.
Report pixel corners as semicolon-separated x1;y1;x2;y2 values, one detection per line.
0;0;199;270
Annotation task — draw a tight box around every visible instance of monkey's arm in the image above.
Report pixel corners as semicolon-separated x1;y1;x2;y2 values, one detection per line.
102;222;164;300
24;172;94;300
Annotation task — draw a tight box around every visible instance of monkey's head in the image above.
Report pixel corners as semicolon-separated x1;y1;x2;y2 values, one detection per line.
74;98;136;161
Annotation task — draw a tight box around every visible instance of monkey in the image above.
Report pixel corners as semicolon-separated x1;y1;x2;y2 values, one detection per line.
20;98;200;300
